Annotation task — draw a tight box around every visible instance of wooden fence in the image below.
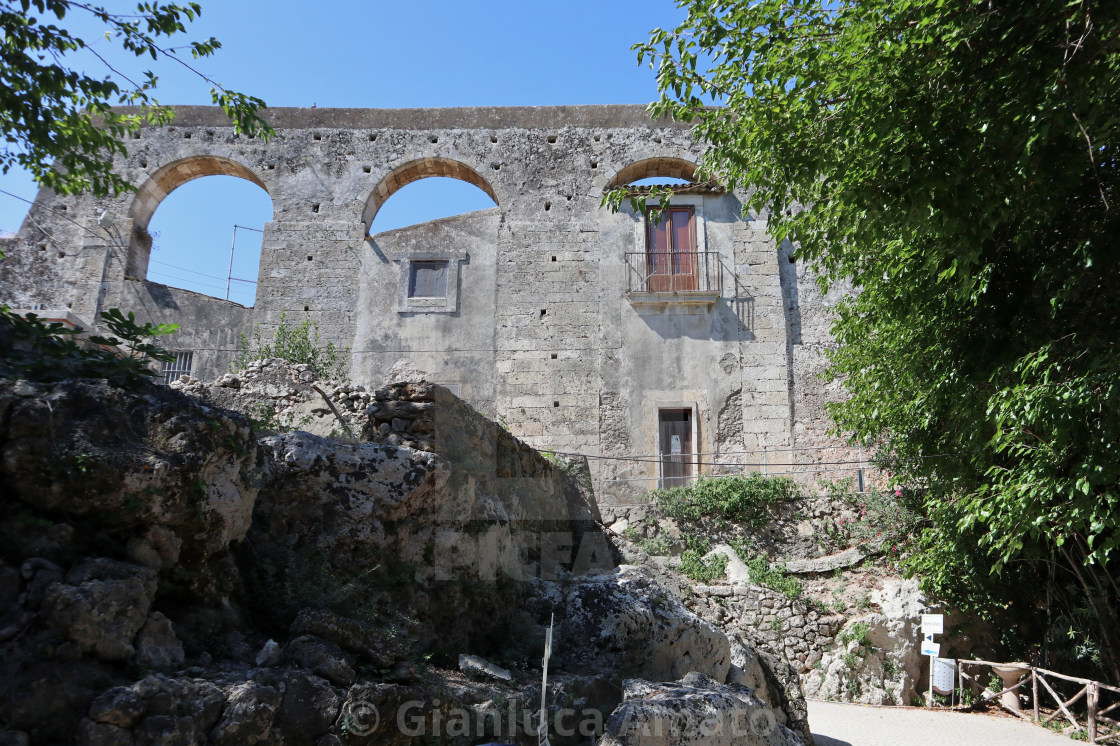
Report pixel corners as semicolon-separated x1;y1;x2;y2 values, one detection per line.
957;659;1120;743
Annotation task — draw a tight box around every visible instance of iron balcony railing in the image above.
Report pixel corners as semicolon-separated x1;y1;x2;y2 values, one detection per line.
624;251;722;294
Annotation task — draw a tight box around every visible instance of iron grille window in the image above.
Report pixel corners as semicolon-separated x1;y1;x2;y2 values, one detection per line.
160;351;193;384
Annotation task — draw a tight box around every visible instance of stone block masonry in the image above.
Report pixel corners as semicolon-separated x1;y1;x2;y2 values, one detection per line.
0;104;856;505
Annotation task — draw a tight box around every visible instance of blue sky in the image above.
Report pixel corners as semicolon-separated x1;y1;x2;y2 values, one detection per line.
1;0;691;305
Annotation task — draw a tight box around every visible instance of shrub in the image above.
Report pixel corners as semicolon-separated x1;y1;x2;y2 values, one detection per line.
731;537;803;599
0;306;178;386
653;473;797;526
232;310;346;380
679;535;729;583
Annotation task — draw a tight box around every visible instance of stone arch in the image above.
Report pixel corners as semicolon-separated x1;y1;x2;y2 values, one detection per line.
126;155;270;276
362;158;498;234
604;157;700;190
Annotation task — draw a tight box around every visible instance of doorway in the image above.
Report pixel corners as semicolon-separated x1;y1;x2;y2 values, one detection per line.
659;408;693;488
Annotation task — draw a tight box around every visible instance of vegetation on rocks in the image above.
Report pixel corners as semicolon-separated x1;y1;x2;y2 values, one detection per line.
653;473;797;526
231;311;347;381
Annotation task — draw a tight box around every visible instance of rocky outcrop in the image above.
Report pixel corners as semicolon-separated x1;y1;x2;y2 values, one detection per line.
0;371;806;745
536;566;731;683
41;559;159;662
802;578;925;705
600;673;804;746
0;379;259;595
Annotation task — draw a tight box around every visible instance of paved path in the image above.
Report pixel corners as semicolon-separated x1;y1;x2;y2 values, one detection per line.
808;700;1074;745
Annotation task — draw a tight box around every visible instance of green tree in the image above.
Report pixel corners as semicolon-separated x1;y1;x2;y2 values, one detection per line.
0;0;271;197
632;0;1120;677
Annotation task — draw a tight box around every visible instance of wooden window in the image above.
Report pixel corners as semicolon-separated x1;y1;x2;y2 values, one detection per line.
659;408;693;487
408;260;448;298
645;206;697;291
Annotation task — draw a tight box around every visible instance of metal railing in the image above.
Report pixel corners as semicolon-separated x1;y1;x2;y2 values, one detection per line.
624;251;722;294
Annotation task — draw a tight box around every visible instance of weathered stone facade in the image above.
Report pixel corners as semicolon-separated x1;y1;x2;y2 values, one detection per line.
0;104;852;504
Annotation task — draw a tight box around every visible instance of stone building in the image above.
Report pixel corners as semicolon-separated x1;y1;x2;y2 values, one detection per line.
0;105;854;504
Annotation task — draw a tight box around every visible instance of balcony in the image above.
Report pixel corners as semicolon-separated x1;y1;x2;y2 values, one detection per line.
624;251;722;311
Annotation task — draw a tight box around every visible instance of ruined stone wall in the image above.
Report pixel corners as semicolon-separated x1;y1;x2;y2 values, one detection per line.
0;104;857;504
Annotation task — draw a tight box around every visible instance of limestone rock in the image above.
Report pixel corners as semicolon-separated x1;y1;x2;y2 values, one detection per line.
41;559;157;662
0;379;259;594
134;612;185;669
75;720;132;746
459;654;512;681
802;578;925;705
727;635;775;714
383;358;429;385
256;430;450;571
290;608;399;668
88;686;148;728
600;673;805;746
210;681;280;746
272;672;341;744
255;639;283;667
544;565;731;683
286;635;357;686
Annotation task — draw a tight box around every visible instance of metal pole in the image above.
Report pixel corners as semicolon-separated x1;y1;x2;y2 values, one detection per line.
857;444;865;493
929;650;934;707
226;226;237;301
539;614;553;746
763;447;768;476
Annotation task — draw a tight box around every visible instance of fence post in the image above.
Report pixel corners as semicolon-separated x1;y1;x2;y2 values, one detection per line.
762;447;768;476
1032;671;1040;722
1088;682;1099;743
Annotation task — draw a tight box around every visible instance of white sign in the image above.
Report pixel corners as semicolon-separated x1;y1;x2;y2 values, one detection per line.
670;434;682;454
921;639;941;657
921;614;944;634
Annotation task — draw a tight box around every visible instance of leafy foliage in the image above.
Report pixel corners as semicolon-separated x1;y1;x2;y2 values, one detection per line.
633;0;1120;678
231;311;347;381
653;473;796;526
678;534;728;583
731;537;802;600
0;0;272;197
817;481;925;554
0;306;177;385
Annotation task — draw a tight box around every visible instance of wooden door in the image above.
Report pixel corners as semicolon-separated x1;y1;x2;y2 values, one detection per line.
646;207;698;292
659;409;693;487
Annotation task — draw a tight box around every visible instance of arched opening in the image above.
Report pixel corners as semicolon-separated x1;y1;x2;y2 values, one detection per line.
363;158;498;235
127;156;272;306
604;157;701;191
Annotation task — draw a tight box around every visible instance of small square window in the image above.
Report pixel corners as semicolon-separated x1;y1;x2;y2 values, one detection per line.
408;261;449;298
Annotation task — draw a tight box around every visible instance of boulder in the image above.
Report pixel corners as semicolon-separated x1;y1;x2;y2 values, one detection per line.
543;565;731;683
134;612;185;669
273;672;341;743
599;673;805;746
0;379;259;595
210;681;280;746
290;608;399;668
286;635;357;687
41;559;157;662
459;654;512;681
88;686;148;728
